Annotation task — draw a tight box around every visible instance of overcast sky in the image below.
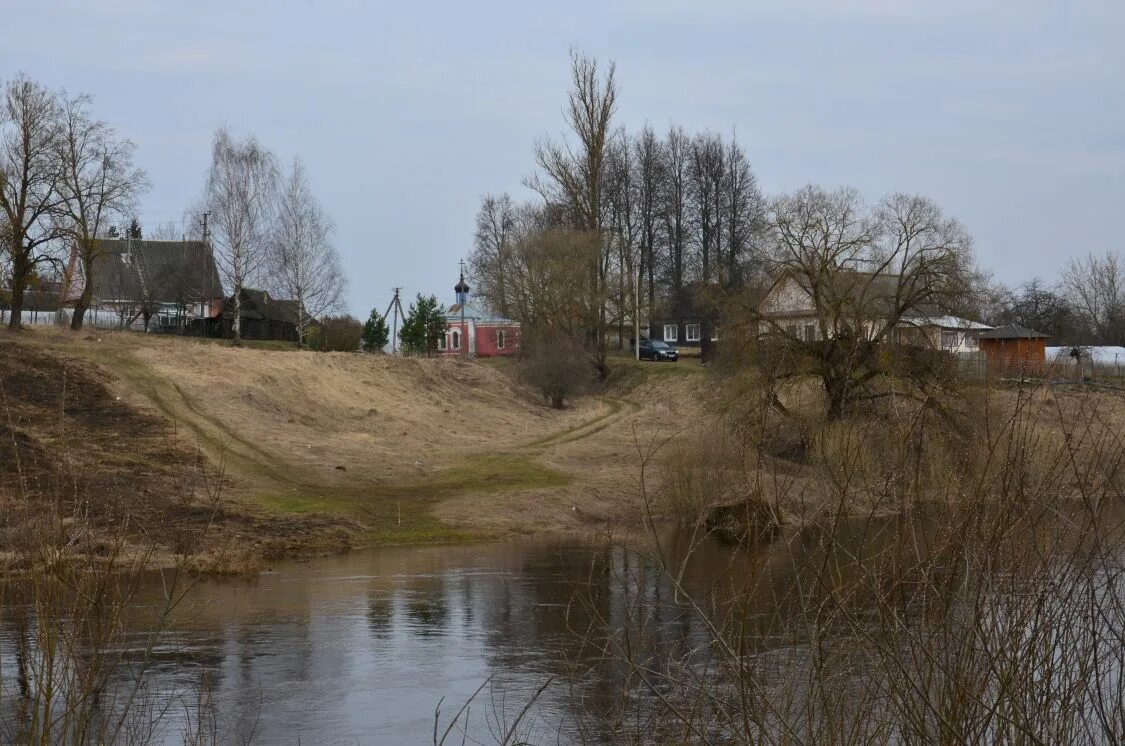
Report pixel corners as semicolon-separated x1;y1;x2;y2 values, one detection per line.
4;0;1122;316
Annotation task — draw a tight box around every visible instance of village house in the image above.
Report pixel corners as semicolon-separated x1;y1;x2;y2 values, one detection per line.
439;273;519;357
195;287;307;342
757;269;993;354
647;283;724;352
61;238;223;330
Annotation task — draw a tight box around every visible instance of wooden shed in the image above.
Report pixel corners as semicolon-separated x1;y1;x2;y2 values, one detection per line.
978;325;1050;368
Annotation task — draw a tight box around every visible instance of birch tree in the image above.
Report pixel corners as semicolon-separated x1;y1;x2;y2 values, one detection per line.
201;128;278;343
0;76;63;330
55;93;147;330
268;158;344;346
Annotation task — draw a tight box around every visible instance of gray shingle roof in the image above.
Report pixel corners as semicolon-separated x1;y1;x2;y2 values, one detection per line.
86;240;223;304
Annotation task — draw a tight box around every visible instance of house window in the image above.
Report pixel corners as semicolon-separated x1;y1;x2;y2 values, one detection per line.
804;324;817;341
786;323;800;338
437;334;446;351
496;329;506;349
664;324;677;342
941;330;958;349
451;330;460;350
685;323;701;342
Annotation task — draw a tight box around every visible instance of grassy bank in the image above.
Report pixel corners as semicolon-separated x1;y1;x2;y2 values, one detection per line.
2;328;695;572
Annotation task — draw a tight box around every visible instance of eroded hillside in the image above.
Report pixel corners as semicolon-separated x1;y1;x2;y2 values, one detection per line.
1;329;706;571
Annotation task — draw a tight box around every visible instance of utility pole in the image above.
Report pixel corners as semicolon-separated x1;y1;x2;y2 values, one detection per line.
459;259;467;358
201;212;212;322
383;287;403;354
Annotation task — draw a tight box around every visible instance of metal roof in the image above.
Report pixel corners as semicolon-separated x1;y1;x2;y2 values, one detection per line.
978;324;1050;339
445;302;516;324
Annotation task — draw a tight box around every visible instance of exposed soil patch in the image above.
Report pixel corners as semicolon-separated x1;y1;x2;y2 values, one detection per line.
0;340;360;572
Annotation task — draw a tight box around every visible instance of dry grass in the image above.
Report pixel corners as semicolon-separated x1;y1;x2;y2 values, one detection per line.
2;327;713;565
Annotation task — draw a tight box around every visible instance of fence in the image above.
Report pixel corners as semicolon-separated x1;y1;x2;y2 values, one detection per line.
956;352;1124;383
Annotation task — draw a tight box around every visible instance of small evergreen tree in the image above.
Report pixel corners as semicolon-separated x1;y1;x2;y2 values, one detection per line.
362;308;390;352
127;218;142;239
399;294;447;355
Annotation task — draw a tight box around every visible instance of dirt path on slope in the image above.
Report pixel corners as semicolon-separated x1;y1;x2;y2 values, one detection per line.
5;330;702;567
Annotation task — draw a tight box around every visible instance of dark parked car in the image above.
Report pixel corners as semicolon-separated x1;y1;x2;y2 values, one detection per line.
637;338;678;362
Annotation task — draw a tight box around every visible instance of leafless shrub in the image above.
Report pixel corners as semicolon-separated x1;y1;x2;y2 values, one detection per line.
313;313;362;352
518;328;599;409
547;377;1125;744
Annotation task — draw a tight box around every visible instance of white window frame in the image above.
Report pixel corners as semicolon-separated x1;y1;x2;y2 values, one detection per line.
941;330;958;350
663;324;678;342
437;333;446;351
451;330;460;350
685;323;701;342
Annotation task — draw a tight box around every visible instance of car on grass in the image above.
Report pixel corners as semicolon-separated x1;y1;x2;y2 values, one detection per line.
637;338;679;362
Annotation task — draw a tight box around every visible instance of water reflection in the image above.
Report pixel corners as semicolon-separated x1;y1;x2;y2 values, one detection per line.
4;506;1121;744
0;533;840;743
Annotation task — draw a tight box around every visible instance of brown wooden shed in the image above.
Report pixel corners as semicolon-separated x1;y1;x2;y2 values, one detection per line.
978;324;1050;368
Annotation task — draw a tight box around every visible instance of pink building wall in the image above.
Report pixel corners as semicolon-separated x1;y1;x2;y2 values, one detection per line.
439;321;520;358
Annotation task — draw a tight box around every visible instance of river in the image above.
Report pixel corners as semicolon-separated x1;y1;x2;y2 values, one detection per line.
3;505;1124;744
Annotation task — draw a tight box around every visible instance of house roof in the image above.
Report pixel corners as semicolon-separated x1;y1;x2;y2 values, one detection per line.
902;314;992;331
79;240;223;305
222;288;302;323
761;269;905;317
445;302;516;325
978;324;1050;340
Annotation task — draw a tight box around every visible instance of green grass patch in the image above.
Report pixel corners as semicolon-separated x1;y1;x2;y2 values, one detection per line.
255;454;571;545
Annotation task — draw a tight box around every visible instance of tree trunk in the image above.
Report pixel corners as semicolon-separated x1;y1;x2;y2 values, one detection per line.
7;272;26;330
70;287;91;331
824;372;848;422
232;287;242;344
296;302;306;348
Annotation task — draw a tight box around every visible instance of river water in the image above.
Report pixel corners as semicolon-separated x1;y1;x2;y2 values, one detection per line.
4;506;1123;744
4;532;775;744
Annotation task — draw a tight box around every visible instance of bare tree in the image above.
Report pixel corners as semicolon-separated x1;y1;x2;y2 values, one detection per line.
1061;249;1125;345
469;193;518;318
721;134;766;289
762;186;975;419
200;127;278;343
605;129;640;349
519;327;599;409
528;51;618;375
660;127;692;335
0;76;63;330
146;221;182;241
268;157;345;346
54;93;147;330
632;126;665;335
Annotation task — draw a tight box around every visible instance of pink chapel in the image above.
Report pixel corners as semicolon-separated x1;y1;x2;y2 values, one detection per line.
438;271;520;357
